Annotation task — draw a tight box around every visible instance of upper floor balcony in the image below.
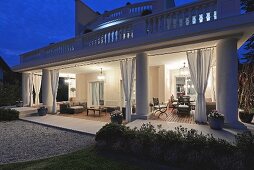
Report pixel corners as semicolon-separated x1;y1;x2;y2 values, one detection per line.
15;0;254;71
87;1;156;31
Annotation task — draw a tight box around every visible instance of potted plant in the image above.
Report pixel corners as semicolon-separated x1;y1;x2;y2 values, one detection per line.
37;106;48;116
141;9;152;16
239;109;254;123
110;110;123;124
208;110;224;130
238;64;254;123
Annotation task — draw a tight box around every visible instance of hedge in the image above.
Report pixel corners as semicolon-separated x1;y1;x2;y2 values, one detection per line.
96;123;254;170
0;108;19;121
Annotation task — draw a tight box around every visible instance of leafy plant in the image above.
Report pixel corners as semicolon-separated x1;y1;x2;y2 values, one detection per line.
241;0;254;63
83;29;92;34
208;110;224;119
238;64;254;114
141;9;152;16
0;81;21;107
0;108;19;121
96;123;253;169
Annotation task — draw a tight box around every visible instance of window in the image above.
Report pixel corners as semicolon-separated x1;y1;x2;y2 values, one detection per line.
90;81;104;106
176;76;195;97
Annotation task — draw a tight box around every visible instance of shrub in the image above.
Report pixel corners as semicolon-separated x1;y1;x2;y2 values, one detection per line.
83;29;92;34
95;123;253;169
0;108;19;121
0;81;21;107
141;9;152;16
95;123;127;146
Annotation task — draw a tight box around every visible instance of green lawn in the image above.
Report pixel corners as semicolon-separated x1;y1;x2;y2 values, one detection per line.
0;147;141;170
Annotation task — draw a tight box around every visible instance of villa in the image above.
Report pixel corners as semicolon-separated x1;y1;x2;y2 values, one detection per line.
12;0;254;130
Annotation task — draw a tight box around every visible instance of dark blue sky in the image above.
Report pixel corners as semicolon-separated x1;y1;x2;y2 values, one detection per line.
0;0;246;67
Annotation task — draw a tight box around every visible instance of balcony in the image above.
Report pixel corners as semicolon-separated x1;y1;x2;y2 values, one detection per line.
18;0;253;70
89;1;155;31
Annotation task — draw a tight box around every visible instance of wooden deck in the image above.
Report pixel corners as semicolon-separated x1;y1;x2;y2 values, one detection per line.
58;108;195;124
150;109;195;124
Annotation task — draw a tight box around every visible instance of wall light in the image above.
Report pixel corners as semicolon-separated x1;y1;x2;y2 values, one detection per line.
97;68;105;80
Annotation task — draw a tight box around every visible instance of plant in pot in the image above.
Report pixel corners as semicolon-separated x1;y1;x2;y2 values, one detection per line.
238;64;254;123
110;110;123;124
37;106;48;116
208;110;224;130
141;9;152;16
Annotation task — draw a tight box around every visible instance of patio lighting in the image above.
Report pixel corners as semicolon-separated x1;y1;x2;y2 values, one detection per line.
179;62;189;76
97;68;105;80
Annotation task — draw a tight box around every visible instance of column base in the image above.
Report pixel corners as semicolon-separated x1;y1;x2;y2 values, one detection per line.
224;121;247;130
46;106;53;114
131;113;152;121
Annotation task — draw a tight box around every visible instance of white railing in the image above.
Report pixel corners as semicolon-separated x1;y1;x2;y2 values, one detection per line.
21;0;218;63
88;1;155;30
145;0;217;34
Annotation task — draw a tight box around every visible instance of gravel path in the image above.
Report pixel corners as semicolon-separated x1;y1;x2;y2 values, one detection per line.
0;120;95;164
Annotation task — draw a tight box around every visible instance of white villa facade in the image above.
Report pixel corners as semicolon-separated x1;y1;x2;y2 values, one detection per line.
13;0;254;129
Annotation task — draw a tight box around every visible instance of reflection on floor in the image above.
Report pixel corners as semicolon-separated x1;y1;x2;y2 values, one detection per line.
150;109;195;124
58;108;195;124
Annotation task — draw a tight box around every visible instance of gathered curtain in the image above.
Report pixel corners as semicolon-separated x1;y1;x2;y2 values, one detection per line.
33;74;42;106
28;73;34;107
120;58;136;122
50;70;59;113
187;48;213;123
22;73;30;106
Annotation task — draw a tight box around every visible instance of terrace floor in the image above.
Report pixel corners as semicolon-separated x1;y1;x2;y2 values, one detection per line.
57;108;195;124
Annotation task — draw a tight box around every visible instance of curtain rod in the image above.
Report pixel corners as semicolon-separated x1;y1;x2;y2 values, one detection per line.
54;57;135;71
148;46;216;57
51;46;216;71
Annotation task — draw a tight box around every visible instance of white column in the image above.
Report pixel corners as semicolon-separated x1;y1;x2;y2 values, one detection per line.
41;69;53;113
216;38;246;129
133;52;149;120
22;73;29;106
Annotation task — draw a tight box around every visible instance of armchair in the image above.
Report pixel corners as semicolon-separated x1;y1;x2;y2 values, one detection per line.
153;97;168;118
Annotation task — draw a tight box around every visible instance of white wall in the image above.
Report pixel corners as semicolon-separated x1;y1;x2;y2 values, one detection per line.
76;68;121;107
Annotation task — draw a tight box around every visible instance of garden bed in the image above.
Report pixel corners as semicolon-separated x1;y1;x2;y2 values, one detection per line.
96;123;254;170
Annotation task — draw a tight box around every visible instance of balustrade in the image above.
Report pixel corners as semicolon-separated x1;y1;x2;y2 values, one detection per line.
21;0;219;63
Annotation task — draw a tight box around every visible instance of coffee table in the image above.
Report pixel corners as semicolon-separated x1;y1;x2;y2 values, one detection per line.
87;107;107;116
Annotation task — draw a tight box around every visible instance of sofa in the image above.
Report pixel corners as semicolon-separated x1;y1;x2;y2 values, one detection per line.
60;102;87;114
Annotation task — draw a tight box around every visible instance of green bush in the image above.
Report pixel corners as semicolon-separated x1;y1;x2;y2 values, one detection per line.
0;81;21;107
96;123;253;169
141;9;152;16
0;108;19;121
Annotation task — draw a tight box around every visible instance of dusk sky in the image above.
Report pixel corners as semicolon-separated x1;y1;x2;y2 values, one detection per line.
0;0;246;67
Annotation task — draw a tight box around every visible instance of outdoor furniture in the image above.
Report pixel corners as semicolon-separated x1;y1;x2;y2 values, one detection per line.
153;97;168;118
178;96;191;105
87;107;107;116
177;105;191;115
167;99;178;114
60;103;85;114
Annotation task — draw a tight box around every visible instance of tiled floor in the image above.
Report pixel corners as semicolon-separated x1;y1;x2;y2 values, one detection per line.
58;111;110;123
20;114;108;135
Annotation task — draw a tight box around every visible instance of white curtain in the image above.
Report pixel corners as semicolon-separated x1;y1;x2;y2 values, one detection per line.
28;73;34;107
33;74;42;106
91;82;99;106
50;70;59;113
120;58;136;122
22;73;30;106
187;48;212;123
